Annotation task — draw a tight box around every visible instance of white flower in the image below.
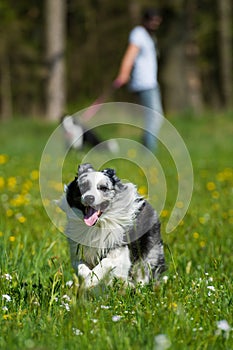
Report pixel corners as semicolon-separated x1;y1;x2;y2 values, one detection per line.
62;294;71;302
162;276;168;283
2;274;12;281
66;280;73;288
60;302;70;311
2;294;11;302
112;315;122;322
72;328;83;336
207;286;215;292
154;334;171;350
216;320;231;339
217;320;231;332
100;305;110;309
2;306;8;311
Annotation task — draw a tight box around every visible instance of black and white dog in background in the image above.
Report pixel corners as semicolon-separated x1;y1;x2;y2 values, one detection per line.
59;163;166;288
61;116;118;153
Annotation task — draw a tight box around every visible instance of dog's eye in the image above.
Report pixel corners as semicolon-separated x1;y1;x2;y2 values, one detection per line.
98;185;108;192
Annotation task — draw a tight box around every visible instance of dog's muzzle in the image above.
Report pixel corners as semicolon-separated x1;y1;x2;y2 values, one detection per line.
82;195;95;206
81;196;110;227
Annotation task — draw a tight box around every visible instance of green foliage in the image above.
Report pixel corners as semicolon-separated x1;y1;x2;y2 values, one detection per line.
0;114;233;349
0;0;232;117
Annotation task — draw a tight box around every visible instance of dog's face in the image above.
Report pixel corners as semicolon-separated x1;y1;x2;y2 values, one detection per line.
66;163;124;226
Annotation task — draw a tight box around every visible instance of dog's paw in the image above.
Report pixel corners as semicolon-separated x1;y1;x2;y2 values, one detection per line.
77;264;91;279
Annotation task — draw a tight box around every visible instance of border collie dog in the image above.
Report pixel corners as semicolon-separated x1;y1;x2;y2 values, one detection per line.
61;115;118;153
59;163;165;288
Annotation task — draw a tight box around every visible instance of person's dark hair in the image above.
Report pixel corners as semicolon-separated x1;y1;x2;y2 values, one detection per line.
142;8;162;21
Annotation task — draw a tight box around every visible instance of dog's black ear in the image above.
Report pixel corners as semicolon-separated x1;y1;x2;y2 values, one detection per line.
77;163;94;176
102;168;116;178
102;168;124;189
66;177;83;209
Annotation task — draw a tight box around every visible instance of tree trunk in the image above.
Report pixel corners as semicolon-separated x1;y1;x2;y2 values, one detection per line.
184;0;203;113
218;0;232;108
161;2;203;114
0;40;13;120
45;0;66;121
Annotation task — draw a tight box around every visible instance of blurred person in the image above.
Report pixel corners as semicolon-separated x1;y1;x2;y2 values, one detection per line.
113;8;163;152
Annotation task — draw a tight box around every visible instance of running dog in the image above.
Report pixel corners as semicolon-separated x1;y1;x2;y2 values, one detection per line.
59;163;165;287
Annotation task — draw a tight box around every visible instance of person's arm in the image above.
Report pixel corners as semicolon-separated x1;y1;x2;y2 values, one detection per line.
113;43;140;88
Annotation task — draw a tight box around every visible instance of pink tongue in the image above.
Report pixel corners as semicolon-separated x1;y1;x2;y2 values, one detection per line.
84;207;99;226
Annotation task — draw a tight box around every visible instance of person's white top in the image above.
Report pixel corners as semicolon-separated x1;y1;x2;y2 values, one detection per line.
128;25;158;92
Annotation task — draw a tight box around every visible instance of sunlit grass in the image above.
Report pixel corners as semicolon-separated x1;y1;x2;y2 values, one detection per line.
0;113;233;349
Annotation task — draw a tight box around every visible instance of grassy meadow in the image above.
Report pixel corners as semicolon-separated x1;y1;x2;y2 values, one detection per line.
0;112;233;349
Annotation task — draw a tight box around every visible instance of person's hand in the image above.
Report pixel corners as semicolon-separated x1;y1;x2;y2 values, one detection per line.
112;78;125;89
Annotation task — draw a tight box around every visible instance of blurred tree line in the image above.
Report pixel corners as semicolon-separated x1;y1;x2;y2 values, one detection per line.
0;0;232;120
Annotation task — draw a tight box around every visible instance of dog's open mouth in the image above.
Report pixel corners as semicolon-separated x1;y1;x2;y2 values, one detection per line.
84;206;102;226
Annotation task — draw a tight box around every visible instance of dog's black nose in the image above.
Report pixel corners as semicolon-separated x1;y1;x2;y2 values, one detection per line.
82;195;95;205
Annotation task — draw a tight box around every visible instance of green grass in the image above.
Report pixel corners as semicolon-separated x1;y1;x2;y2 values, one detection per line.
0;113;233;349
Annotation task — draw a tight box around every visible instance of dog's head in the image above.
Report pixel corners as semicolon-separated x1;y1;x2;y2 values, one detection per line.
66;163;125;226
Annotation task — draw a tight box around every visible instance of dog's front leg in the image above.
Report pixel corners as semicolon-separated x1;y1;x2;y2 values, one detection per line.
77;263;92;279
83;258;114;288
85;247;131;288
68;238;92;279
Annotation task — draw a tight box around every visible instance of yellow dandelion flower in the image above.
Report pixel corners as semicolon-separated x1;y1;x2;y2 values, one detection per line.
0;176;5;189
212;191;219;199
217;168;233;182
212;203;220;211
200;241;206;248
0;154;8;165
43;198;50;207
9;236;16;242
30;170;39;181
149;176;158;185
169;302;177;310
3;314;10;320
206;182;216;191
199;217;206;224
199;214;209;225
0;231;3;237
222;212;228;219
216;172;225;182
127;149;137;159
138;186;147;196
55;206;63;213
223;168;233;180
49;181;63;192
149;168;158;184
10;194;29;207
22;180;33;193
161;209;169;218
7;177;17;190
149;167;158;176
6;209;13;217
17;215;26;224
176;201;184;209
193;232;199;239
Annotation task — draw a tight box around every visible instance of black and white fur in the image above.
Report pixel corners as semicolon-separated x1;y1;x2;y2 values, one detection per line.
61;115;118;153
59;163;165;288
